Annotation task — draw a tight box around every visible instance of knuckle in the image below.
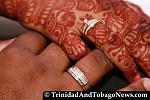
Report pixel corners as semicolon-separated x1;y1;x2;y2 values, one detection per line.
91;49;113;71
22;31;36;37
3;44;24;61
50;42;59;47
49;43;64;53
20;31;43;40
4;45;20;55
26;31;40;37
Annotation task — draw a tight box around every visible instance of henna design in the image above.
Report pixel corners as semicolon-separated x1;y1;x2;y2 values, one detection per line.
108;0;139;26
49;10;90;60
107;34;124;57
78;14;97;34
45;20;90;60
20;0;36;24
87;22;110;45
123;29;140;47
95;0;111;13
61;31;89;60
106;34;140;82
122;9;139;26
1;0;147;81
51;23;67;44
118;53;139;82
132;42;150;74
108;0;127;15
44;13;57;33
1;0;16;17
76;0;95;11
108;0;150;75
56;0;75;10
124;28;150;75
56;11;76;27
49;22;89;60
106;13;127;37
138;18;150;43
85;21;139;82
1;0;147;82
123;62;138;82
19;0;59;25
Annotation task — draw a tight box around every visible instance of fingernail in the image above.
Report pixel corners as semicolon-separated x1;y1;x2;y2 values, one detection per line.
143;78;150;91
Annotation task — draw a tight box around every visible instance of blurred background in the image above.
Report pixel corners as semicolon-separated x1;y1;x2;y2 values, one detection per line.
0;0;149;90
127;0;150;16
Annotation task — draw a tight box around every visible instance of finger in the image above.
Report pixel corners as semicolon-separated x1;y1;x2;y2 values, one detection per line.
128;30;150;77
125;1;150;22
46;27;90;61
60;30;90;61
107;0;139;26
108;0;150;77
0;38;15;51
124;1;150;76
38;43;70;72
11;31;47;55
6;0;91;60
61;49;113;91
83;20;141;82
75;9;142;82
18;2;91;60
22;20;90;60
125;0;150;43
119;78;150;91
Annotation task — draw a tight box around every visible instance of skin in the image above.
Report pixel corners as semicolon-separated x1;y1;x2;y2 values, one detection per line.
0;32;150;100
107;0;150;81
0;0;149;82
1;32;113;99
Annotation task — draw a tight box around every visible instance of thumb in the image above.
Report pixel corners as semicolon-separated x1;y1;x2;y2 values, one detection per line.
119;78;150;91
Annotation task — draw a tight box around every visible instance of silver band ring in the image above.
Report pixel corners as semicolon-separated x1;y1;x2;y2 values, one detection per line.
67;66;90;91
83;18;105;35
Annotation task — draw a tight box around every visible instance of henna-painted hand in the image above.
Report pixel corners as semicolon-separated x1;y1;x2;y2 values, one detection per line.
0;0;150;83
106;0;150;81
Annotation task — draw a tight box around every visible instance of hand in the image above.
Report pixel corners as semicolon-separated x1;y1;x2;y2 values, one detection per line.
0;32;150;100
0;31;113;99
0;0;150;82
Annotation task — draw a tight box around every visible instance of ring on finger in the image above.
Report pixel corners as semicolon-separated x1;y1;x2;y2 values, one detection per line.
67;66;90;91
83;18;105;35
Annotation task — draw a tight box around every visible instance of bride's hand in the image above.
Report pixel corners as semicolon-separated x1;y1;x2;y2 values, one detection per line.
0;0;149;83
